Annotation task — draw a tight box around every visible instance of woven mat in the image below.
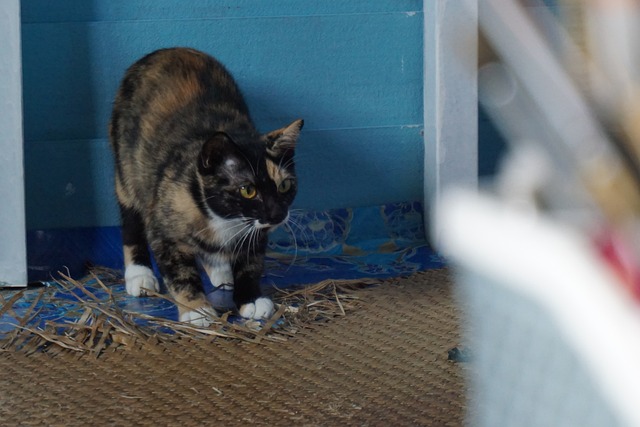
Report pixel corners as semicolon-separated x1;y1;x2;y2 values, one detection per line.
0;269;468;426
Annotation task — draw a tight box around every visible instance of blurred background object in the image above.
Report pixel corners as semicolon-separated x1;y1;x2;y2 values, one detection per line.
438;0;640;425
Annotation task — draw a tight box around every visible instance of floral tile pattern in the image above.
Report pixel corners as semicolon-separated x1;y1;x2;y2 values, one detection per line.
2;202;445;335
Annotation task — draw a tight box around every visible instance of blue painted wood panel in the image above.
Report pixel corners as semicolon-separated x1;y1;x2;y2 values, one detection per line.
21;1;421;23
24;139;117;229
21;1;424;230
25;126;424;229
22;13;423;140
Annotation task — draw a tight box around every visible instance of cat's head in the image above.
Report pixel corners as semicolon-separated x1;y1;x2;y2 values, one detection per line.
197;119;303;230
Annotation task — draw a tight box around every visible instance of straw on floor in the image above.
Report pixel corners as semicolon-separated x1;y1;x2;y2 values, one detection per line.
0;269;468;426
0;268;381;356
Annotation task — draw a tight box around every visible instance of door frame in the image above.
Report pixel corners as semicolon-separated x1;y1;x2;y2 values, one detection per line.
423;0;478;245
0;0;27;287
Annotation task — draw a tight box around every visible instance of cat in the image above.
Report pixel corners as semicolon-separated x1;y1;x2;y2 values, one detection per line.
109;47;303;326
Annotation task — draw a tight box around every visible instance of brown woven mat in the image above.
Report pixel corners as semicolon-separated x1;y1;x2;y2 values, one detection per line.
0;269;468;426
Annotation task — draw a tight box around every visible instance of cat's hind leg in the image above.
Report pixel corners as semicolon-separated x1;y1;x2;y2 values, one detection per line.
119;203;160;297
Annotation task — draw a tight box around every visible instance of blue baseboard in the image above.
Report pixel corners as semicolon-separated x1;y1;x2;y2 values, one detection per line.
26;201;445;286
27;226;124;282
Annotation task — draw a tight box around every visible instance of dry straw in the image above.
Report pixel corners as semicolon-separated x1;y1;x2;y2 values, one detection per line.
0;269;378;358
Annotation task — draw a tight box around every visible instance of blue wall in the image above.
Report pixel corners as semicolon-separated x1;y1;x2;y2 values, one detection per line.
21;0;426;230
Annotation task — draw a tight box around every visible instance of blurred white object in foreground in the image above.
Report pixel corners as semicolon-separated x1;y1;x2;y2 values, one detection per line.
437;189;640;427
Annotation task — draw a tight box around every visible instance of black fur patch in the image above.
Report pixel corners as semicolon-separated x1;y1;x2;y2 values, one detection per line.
119;204;152;268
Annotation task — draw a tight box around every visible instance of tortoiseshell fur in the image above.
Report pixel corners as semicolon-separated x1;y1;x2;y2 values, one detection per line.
109;47;303;325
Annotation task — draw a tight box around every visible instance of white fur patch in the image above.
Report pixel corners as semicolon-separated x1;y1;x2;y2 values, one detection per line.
179;305;218;327
203;253;234;290
239;297;275;320
254;212;289;230
205;210;248;248
253;220;272;230
124;264;160;297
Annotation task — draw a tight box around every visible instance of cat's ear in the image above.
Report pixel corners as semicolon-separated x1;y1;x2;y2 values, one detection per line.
263;119;304;157
199;132;242;174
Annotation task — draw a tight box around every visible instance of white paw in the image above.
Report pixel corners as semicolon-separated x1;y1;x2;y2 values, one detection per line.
239;297;275;320
124;265;159;297
179;306;218;327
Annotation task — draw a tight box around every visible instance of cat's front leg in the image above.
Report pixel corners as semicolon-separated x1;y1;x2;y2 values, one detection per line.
153;241;217;326
202;252;235;310
233;254;275;320
202;253;234;290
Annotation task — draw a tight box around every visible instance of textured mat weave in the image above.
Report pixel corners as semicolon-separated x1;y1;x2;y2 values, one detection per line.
0;269;468;426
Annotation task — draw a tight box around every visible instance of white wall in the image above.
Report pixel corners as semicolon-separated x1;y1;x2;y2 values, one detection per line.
0;0;27;286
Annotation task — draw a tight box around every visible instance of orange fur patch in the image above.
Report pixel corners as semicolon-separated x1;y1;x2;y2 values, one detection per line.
265;158;289;185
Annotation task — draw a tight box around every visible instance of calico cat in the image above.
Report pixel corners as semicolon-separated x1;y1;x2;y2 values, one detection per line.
109;47;303;326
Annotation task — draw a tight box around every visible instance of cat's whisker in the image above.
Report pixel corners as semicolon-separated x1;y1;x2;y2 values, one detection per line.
278;159;296;169
287;208;307;216
231;221;254;261
223;221;253;254
193;225;210;239
208;220;249;247
242;226;257;260
286;215;311;247
283;221;299;270
278;157;297;172
194;218;243;240
286;210;305;224
255;157;262;176
235;220;254;242
247;227;257;259
231;234;247;264
277;154;294;171
250;226;261;258
225;219;253;234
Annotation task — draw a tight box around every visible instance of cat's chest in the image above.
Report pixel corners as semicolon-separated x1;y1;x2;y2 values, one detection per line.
188;215;262;256
207;215;249;248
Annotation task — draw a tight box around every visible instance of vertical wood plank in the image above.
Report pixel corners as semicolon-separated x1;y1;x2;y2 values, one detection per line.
424;0;478;245
0;0;27;286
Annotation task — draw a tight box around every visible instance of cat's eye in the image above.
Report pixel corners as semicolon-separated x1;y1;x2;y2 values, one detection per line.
278;178;294;193
239;184;257;199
